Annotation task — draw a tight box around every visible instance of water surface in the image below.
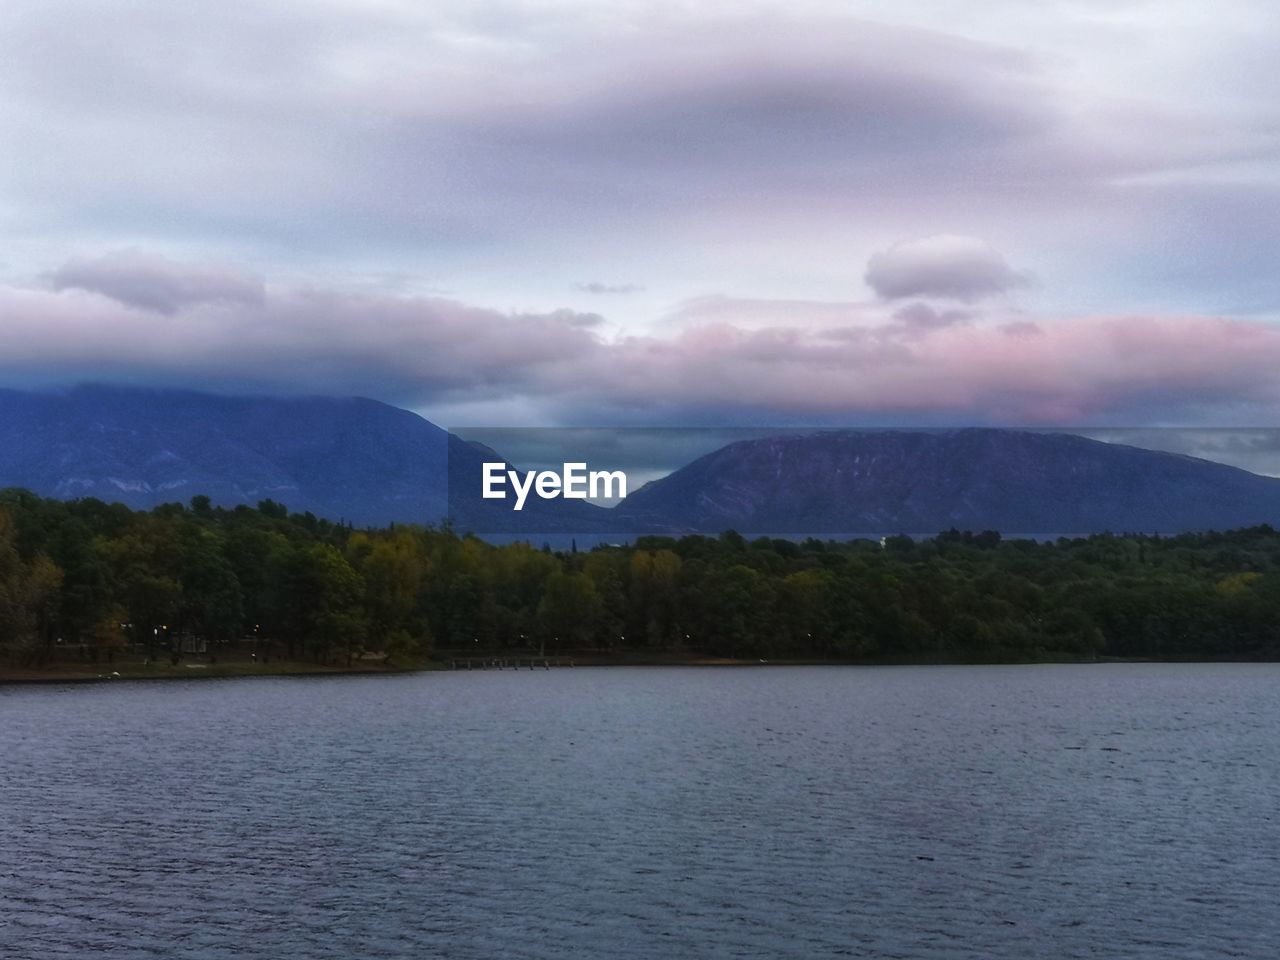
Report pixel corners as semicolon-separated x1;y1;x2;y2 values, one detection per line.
2;664;1277;958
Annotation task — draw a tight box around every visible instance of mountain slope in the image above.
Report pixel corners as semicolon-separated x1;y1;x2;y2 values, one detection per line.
5;393;1279;537
617;429;1280;535
0;385;608;531
0;385;458;525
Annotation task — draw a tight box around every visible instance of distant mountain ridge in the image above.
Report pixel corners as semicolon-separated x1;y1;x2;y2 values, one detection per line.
0;385;460;526
0;385;619;532
617;429;1280;535
3;388;1280;537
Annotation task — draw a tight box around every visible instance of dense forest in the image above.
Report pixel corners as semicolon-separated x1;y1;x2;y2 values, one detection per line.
3;487;1280;668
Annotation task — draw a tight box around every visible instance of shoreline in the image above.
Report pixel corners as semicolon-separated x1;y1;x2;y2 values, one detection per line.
0;658;432;686
4;652;1279;686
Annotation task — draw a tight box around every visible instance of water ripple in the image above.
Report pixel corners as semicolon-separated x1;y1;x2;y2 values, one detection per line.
2;664;1279;958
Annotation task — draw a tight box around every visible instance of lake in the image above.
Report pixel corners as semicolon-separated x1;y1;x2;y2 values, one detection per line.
2;664;1277;958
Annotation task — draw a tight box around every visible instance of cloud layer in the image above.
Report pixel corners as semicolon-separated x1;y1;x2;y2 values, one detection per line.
51;251;265;314
4;1;1280;320
4;2;1280;427
5;253;1280;427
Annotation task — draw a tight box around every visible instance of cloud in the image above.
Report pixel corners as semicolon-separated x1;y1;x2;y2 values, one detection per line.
572;312;1280;425
865;235;1027;302
6;258;1280;427
1;3;1256;262
50;250;265;314
6;3;1280;437
576;282;643;295
3;0;1279;329
546;308;605;327
0;270;599;406
666;295;878;331
1000;320;1043;339
891;302;972;330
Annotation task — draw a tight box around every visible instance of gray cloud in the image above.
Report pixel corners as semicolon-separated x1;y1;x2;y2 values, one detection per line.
576;282;643;295
2;2;1256;263
866;236;1027;302
1;270;600;406
3;0;1280;418
891;302;972;330
51;250;265;314
547;308;606;327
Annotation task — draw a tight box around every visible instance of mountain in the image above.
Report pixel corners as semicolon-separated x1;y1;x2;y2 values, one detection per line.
617;429;1280;535
0;385;608;532
5;391;1279;538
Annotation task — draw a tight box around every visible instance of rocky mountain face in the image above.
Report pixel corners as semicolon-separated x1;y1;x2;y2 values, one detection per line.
617;429;1280;535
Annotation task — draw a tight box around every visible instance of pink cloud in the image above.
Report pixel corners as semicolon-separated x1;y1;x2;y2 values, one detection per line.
5;263;1280;425
567;313;1280;423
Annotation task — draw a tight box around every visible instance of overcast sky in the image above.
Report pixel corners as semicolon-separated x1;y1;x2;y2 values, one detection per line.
4;0;1280;428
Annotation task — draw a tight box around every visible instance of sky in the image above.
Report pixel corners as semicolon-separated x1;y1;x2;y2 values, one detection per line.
4;0;1280;428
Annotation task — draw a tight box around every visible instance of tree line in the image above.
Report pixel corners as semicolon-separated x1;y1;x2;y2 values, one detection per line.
3;487;1280;666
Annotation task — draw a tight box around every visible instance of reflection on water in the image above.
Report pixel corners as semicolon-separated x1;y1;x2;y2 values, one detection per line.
2;664;1278;959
